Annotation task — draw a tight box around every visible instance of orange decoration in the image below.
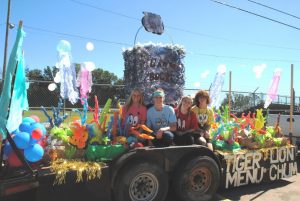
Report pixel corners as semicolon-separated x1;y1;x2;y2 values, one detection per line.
69;122;88;149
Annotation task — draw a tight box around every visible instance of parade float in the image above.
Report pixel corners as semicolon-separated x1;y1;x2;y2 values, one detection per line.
2;37;296;191
1;19;298;201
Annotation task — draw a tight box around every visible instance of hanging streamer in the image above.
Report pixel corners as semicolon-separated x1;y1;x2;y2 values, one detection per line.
209;65;226;109
55;40;79;104
264;68;282;108
76;62;93;104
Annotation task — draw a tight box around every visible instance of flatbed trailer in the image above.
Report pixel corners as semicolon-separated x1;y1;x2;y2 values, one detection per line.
1;144;298;201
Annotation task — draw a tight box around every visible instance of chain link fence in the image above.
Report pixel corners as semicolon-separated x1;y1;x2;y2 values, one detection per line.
26;80;125;110
1;80;299;113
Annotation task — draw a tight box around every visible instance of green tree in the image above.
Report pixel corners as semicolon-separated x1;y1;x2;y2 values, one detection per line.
27;69;43;80
90;68;124;107
43;66;58;81
26;66;124;108
221;93;253;112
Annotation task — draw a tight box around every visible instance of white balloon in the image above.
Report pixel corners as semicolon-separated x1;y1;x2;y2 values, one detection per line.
86;42;94;51
48;83;57;91
54;72;61;83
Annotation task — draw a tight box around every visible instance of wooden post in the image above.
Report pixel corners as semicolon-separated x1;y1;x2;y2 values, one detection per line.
289;64;294;144
19;20;23;28
2;0;12;82
228;71;232;115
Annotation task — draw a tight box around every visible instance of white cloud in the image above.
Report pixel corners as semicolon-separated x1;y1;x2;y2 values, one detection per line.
201;70;210;78
253;64;267;79
194;82;201;88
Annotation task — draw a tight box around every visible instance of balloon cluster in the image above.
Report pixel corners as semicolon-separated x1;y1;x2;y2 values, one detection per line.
210;107;289;151
5;116;46;166
123;43;185;105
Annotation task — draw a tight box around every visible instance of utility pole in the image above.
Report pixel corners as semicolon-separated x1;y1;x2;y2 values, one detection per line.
253;87;259;107
2;0;12;82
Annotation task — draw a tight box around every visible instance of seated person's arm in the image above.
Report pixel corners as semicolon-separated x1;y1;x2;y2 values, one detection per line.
158;122;176;132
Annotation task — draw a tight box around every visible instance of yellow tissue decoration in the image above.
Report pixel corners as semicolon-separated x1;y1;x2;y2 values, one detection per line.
50;159;105;185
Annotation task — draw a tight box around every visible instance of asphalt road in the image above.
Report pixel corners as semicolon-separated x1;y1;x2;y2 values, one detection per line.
165;175;299;201
215;174;300;201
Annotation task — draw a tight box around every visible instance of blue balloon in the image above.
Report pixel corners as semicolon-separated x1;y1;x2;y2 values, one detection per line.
24;144;44;162
22;117;36;124
12;129;20;135
29;137;39;145
30;123;46;135
14;132;30;149
127;136;137;144
19;122;32;133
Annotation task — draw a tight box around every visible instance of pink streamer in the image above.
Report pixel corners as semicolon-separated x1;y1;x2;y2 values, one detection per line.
264;69;281;108
77;64;93;104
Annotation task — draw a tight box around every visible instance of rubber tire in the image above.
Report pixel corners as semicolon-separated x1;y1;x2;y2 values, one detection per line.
114;161;169;201
173;156;220;201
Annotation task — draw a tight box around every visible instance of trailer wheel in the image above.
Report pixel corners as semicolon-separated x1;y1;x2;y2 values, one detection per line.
114;161;168;201
173;156;220;201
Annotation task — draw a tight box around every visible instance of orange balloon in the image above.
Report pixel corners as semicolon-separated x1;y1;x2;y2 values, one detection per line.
31;129;43;140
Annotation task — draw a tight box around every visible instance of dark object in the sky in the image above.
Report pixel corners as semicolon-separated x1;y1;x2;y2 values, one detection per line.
141;12;164;35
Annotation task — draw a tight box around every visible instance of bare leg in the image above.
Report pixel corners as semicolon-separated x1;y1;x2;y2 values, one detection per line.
207;142;213;151
195;136;207;146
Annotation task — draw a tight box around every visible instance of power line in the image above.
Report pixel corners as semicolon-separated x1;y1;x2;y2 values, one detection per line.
248;0;300;20
69;0;140;21
18;22;300;62
67;0;300;51
210;0;300;31
21;24;300;64
24;25;132;46
187;51;300;63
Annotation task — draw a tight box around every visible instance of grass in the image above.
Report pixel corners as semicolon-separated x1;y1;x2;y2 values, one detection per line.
23;109;114;124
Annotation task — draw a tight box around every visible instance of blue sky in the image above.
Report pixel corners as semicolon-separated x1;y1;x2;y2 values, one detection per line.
0;0;299;98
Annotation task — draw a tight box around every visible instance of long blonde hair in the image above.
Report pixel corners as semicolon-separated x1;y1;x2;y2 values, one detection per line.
176;96;193;111
124;88;145;112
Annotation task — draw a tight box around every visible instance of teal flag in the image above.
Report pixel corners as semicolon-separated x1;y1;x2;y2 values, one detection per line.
0;25;26;140
7;52;29;133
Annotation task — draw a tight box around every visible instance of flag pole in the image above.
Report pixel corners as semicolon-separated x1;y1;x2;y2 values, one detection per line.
228;71;232;115
2;0;12;83
19;20;23;28
289;64;294;144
